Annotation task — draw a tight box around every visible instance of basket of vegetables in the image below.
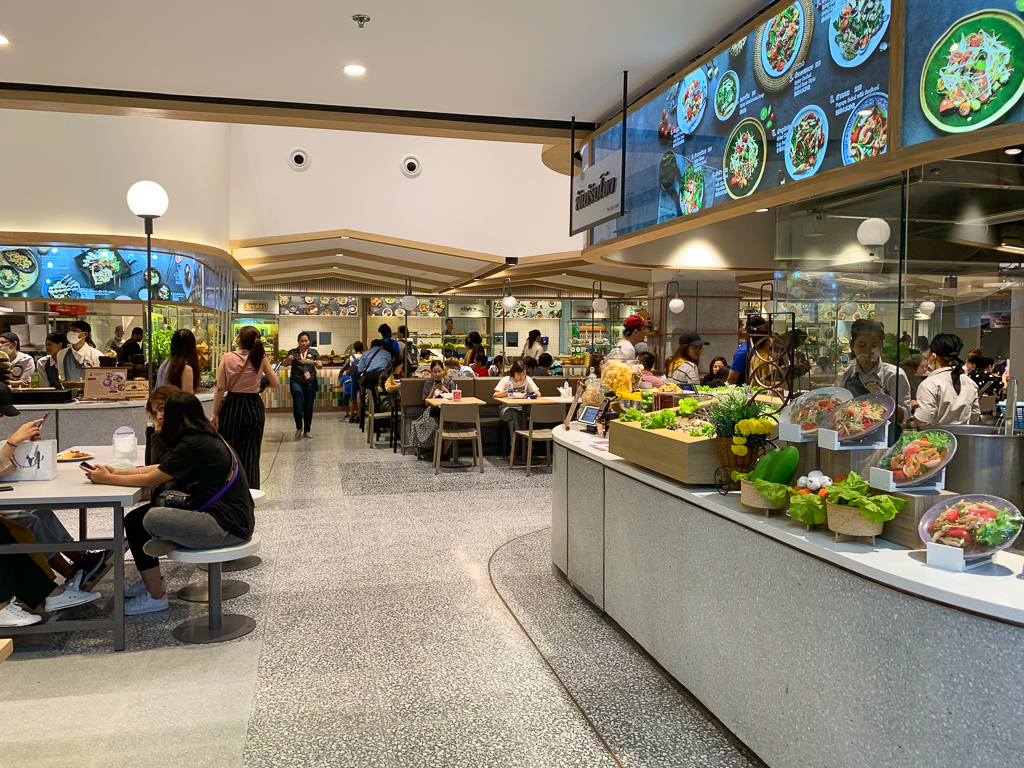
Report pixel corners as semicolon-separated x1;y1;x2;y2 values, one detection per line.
825;472;907;543
737;446;800;515
709;387;775;473
786;471;834;530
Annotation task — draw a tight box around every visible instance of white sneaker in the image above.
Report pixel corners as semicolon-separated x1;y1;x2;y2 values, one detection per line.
44;586;101;613
303;432;313;439
0;601;41;627
125;591;169;615
125;577;164;598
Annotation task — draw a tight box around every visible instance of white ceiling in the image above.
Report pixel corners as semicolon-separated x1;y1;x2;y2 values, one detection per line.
0;0;767;122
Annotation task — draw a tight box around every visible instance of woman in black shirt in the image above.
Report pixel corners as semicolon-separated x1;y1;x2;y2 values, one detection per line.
84;391;255;616
285;332;323;439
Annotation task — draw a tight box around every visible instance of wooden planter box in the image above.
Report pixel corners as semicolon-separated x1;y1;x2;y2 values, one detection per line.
608;420;718;485
878;489;959;550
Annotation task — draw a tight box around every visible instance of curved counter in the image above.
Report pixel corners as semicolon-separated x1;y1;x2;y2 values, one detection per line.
551;425;1024;768
5;393;214;450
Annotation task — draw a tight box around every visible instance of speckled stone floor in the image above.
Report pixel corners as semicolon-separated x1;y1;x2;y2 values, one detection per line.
0;413;762;767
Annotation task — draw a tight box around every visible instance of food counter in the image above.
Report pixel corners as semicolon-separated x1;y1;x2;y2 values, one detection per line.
552;425;1024;768
4;393;214;451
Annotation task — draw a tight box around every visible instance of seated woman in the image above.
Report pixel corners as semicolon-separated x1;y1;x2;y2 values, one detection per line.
83;391;255;615
495;361;541;449
488;355;505;377
408;360;455;459
471;351;489;378
702;356;729;386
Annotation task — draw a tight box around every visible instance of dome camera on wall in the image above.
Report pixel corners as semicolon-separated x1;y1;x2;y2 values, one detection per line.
288;148;311;171
401;155;422;178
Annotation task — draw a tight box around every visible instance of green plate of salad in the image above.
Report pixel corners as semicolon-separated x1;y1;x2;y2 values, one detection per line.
724;118;767;200
919;494;1023;559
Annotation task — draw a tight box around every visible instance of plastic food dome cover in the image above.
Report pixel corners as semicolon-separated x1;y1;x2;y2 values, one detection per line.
918;494;1023;560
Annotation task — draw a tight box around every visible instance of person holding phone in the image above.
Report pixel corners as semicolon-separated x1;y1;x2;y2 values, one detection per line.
408;361;454;458
285;331;323;440
494;361;540;450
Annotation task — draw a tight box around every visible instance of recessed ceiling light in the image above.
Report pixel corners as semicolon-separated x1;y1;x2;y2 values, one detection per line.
756;208;769;213
1006;147;1022;155
333;266;339;269
341;235;350;239
0;33;8;45
472;276;481;281
343;64;366;76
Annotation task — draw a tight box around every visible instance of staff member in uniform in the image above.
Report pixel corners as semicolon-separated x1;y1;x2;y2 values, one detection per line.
835;319;912;422
285;331;323;440
0;332;35;386
212;325;279;490
37;332;66;389
913;334;980;428
56;320;102;380
612;315;647;361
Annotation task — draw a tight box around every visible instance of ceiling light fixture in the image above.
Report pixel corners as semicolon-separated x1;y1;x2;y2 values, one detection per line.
0;33;8;45
472;276;481;281
344;64;366;76
341;236;350;239
591;281;608;313
352;13;370;28
1006;147;1023;156
665;280;685;314
756;208;769;213
500;278;517;311
401;278;418;311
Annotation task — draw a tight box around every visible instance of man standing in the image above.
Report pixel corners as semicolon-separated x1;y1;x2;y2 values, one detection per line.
726;315;768;386
396;325;416;377
56;320;102;380
0;333;35;387
104;326;125;355
117;327;145;364
613;314;647;361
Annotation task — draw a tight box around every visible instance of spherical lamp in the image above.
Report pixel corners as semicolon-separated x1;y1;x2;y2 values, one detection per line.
919;300;936;317
501;294;517;311
126;181;168;219
592;296;608;313
668;297;685;313
856;217;891;247
401;294;418;312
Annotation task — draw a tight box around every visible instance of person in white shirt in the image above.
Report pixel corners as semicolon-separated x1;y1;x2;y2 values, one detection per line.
494;361;541;451
104;326;125;355
0;332;35;387
56;320;102;380
665;331;709;387
835;319;912;422
913;334;980;428
445;357;475;378
612;315;647;361
521;330;545;360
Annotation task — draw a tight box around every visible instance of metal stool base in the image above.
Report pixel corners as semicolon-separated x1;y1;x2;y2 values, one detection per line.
172;614;256;644
177;579;249;603
199;555;262;572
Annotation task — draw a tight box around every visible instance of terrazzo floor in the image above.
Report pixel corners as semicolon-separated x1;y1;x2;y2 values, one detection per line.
0;413;762;767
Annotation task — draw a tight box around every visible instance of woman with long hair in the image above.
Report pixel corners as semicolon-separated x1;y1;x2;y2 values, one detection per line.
157;329;200;393
703;356;729;385
666;331;710;386
913;333;980;428
464;331;485;365
522;330;544;359
488;354;505;377
84;391;255;615
212;325;279;489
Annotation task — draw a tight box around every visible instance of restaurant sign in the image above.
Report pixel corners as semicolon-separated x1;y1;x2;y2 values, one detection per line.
238;300;271;314
570;151;623;236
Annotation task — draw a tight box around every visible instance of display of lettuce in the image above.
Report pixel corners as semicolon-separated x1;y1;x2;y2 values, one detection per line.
975;508;1023;548
677;397;699;416
619;408;644;423
752;478;789;507
788;491;827;526
826;471;906;524
689;423;715;437
642;409;677;430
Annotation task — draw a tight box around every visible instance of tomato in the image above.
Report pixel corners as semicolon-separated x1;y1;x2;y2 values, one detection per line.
944;510;959;523
818;488;828;497
948;528;971;541
892;471;908;483
975;510;998;520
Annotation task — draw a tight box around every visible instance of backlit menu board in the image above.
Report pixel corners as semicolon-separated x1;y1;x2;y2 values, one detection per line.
280;295;360;316
592;0;891;245
493;300;563;319
0;245;206;305
902;2;1024;147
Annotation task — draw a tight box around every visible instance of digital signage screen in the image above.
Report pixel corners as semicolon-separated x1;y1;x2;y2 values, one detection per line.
592;0;891;245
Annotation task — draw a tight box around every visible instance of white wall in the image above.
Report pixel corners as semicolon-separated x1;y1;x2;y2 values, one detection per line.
0;110;231;249
229;125;584;258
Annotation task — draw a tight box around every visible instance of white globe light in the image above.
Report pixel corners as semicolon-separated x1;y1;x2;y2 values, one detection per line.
763;301;775;314
126;180;169;218
668;298;685;314
401;294;418;311
857;217;891;247
592;296;608;312
919;300;936;317
501;294;518;310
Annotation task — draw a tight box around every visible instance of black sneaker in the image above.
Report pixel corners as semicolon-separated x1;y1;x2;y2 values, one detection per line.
79;549;114;585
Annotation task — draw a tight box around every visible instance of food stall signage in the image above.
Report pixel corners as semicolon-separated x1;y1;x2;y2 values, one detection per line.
82;368;128;401
571;151;623;235
49;303;88;316
240;300;270;313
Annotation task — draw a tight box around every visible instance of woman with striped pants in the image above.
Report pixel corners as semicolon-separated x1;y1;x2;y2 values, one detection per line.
211;325;279;490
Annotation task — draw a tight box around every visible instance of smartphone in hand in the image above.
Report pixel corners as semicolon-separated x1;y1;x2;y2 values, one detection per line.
80;461;97;471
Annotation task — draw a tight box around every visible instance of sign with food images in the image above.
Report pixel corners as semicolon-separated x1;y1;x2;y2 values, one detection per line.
82;367;128;401
368;297;444;317
279;295;359;317
589;0;891;245
902;2;1024;146
493;300;563;319
0;245;209;306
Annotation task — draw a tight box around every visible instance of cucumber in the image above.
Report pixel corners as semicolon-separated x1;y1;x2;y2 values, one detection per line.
768;445;800;485
749;448;781;482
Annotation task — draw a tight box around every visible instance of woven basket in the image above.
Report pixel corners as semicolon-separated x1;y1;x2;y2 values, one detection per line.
826;501;883;538
715;437;758;473
741;480;786;511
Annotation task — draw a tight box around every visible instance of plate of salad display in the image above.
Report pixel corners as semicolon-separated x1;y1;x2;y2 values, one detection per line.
919;10;1024;134
842;92;888;165
786;104;829;179
829;0;890;68
714;70;740;121
779;386;853;437
675;68;708;135
754;0;813;92
918;494;1023;560
819;392;894;440
678;164;705;215
877;430;957;486
724;118;767;199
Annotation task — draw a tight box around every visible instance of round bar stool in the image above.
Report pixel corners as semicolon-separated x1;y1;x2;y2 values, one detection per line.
199;489;265;573
169;534;261;644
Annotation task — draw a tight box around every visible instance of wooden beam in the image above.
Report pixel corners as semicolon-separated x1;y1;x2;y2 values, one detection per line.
231;229;505;263
236;247;472;278
251;265;438;290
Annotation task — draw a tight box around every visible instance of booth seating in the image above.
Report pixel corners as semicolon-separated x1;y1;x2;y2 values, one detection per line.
169;534;262;644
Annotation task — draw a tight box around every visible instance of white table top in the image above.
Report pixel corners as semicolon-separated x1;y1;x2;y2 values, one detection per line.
15;392;214;412
554;425;1024;626
0;444;145;507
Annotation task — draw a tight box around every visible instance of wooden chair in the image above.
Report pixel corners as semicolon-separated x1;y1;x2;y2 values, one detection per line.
510;402;567;476
434;401;484;475
366;387;397;450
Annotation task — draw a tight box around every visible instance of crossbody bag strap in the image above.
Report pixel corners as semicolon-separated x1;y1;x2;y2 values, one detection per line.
196;435;240;513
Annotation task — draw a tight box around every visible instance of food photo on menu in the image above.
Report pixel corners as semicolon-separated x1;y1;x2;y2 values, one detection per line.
902;1;1024;146
591;0;890;244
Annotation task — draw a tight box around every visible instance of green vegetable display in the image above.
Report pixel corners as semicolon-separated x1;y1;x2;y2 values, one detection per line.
677;397;699;416
708;387;770;439
749;448;782;482
619;408;644;423
752;478;789;507
975;508;1023;547
641;409;677;430
788;492;827;526
826;472;907;525
688;423;715;437
768;445;800;485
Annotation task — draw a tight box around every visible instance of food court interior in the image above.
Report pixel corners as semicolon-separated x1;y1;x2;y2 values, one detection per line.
5;2;1024;767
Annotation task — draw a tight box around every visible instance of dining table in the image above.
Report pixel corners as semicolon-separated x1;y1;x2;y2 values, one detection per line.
425;396;485;468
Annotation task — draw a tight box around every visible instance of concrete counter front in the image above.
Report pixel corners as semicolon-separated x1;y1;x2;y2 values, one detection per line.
551;426;1024;768
4;393;215;451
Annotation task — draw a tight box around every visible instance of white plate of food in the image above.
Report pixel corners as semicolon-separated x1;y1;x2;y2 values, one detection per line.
57;449;95;463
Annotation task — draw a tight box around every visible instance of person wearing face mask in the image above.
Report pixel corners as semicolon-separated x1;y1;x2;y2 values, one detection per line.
0;332;35;387
913;333;980;428
836;320;912;422
56;320;102;380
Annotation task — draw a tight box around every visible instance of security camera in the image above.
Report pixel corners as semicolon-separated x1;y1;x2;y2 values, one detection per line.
505;257;519;266
401;155;422;178
288;148;311;172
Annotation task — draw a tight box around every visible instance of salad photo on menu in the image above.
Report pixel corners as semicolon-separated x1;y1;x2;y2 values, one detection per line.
725;119;767;198
843;94;889;164
830;0;891;67
787;105;829;178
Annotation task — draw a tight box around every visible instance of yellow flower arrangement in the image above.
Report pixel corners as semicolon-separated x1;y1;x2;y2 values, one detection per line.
736;418;775;437
731;445;749;456
732;436;747;445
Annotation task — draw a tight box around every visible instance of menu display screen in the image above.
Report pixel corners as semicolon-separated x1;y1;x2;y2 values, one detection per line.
0;245;207;305
280;295;360;317
592;0;891;245
902;2;1024;147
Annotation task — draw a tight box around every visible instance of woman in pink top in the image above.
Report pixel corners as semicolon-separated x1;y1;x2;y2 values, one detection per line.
212;326;279;489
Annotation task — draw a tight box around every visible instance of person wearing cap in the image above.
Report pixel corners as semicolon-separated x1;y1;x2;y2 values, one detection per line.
726;315;768;386
613;314;647;361
666;331;710;386
835;319;912;422
913;333;980;428
0;332;35;386
104;325;125;355
56;320;102;380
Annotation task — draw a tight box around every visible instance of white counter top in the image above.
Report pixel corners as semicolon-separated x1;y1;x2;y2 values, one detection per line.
14;391;214;411
553;425;1024;626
